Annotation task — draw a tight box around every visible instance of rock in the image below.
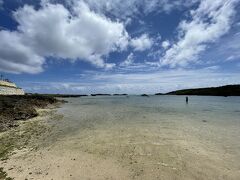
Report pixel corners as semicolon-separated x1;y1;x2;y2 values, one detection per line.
0;95;61;132
13;105;38;121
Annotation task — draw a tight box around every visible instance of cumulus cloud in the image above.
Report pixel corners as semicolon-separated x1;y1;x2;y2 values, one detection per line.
130;34;153;51
0;30;44;73
160;0;239;67
2;0;238;75
0;1;129;73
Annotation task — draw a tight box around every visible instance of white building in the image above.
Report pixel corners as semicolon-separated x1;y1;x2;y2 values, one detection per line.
0;80;25;95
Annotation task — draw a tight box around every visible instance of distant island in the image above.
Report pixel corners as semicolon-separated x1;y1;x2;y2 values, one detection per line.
23;85;240;97
91;94;111;96
113;94;128;96
43;94;88;98
155;93;163;95
164;85;240;96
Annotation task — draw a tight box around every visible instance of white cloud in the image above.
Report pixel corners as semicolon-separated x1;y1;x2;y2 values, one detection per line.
77;0;199;20
204;65;220;70
226;55;240;61
104;63;116;69
220;32;240;61
130;34;153;51
0;30;44;74
124;17;133;26
120;53;134;67
160;0;239;67
23;68;240;94
0;1;129;73
202;28;240;63
162;40;170;49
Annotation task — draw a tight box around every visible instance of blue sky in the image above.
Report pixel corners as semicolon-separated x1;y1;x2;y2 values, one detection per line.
0;0;240;94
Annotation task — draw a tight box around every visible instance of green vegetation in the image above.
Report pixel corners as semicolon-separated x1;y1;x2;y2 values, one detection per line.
166;85;240;96
0;167;13;180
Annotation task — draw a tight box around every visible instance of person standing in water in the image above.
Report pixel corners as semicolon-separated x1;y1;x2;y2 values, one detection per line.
186;96;189;104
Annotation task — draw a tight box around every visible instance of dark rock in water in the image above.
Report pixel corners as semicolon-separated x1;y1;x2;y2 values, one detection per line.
141;94;149;97
202;120;207;123
91;94;111;96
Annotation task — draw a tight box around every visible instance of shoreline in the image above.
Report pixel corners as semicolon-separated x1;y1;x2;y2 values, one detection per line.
0;95;65;132
0;95;65;179
0;105;63;179
0;96;240;179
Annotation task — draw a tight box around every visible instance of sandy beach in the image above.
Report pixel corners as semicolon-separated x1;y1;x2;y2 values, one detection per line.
1;96;240;180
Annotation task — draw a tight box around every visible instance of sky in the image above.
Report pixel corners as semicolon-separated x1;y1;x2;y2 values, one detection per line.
0;0;240;94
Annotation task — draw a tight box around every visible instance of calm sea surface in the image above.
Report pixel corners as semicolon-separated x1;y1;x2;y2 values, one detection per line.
58;95;240;133
51;95;240;179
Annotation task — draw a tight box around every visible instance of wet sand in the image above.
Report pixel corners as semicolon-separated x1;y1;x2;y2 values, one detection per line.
1;96;240;179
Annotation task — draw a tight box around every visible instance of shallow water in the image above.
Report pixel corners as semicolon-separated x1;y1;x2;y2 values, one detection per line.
51;95;240;179
4;95;240;179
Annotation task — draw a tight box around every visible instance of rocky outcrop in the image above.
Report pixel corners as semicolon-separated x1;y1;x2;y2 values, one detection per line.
0;95;60;132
